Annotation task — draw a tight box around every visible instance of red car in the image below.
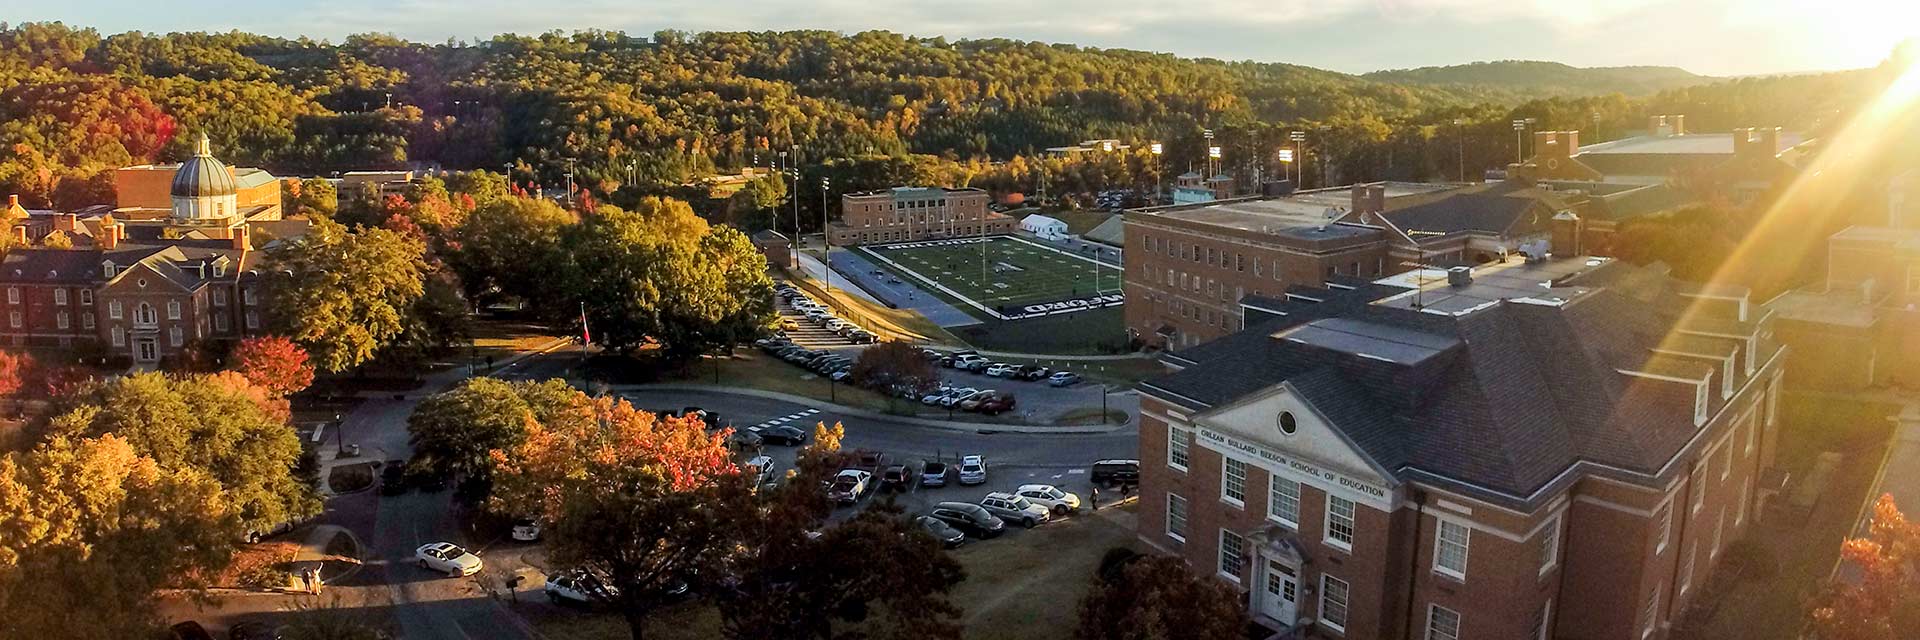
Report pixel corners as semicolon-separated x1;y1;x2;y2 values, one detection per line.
971;393;1017;415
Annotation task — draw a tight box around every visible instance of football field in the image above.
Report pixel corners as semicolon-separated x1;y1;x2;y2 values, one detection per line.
854;236;1124;320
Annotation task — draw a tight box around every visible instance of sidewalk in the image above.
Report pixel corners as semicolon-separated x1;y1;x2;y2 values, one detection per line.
627;383;1131;434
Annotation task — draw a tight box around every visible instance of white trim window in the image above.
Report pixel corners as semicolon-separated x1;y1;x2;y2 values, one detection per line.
1434;520;1470;580
81;312;94;329
1218;529;1246;583
53;289;66;306
242;287;256;305
167;300;181;320
1722;440;1734;481
1539;516;1562;575
1167;493;1189;542
1269;476;1301;529
169;326;183;347
1746;413;1758;456
1427;605;1461;640
1680;542;1696;595
111;326;124;347
5;287;16;304
1738;483;1751;524
1168;426;1190;472
215;313;229;332
1320;575;1350;633
108;300;122;320
6;312;18;329
79;289;91;305
245;311;259;329
1222;457;1248;507
1691;464;1707;514
1713;513;1725;558
55;311;68;329
1326;495;1356;550
1642;587;1662;639
213;289;228;307
1533;599;1554;640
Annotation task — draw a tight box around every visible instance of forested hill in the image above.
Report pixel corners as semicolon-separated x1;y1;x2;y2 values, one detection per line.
1363;61;1710;99
0;23;1889;212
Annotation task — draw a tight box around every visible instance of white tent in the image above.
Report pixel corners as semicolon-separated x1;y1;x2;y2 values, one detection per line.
1020;214;1069;240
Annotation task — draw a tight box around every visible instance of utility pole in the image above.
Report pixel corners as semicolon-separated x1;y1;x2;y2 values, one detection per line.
790;145;801;261
820;176;832;293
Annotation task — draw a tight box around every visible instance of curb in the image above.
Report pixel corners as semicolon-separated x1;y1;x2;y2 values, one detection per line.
624;384;1130;435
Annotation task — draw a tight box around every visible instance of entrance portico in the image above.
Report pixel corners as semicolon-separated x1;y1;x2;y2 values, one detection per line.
1248;529;1311;632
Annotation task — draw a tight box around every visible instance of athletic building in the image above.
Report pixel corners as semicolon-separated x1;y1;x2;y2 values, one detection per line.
830;186;1012;245
1136;255;1787;640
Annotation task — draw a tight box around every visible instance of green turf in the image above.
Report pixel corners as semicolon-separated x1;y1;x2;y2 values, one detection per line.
858;236;1121;311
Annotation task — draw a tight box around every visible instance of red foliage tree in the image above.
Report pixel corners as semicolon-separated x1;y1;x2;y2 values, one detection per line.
0;349;33;398
230;336;316;397
1809;494;1920;639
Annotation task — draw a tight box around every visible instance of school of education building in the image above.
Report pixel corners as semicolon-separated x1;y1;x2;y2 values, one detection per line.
1136;255;1787;640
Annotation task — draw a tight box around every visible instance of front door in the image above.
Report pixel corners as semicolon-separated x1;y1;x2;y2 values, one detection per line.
1259;558;1299;624
136;338;157;362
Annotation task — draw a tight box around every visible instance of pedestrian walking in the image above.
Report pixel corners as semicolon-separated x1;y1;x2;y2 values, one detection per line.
296;569;310;594
1089;484;1101;511
307;566;323;594
1120;482;1132;499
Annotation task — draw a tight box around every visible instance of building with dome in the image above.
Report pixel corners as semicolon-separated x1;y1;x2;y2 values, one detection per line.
0;134;306;365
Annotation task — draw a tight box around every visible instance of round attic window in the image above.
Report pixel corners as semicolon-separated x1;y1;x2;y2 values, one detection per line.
1277;411;1298;436
137;278;147;288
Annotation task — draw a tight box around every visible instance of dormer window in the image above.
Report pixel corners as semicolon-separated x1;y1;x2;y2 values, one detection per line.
102;261;116;278
213;261;227;278
46;270;56;279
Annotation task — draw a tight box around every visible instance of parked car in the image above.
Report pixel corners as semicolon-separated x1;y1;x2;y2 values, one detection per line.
1047;371;1084;387
1015;484;1083;515
1089;459;1141;486
545;569;617;606
915;515;967;548
879;463;916;492
928;502;1006;538
170;622;215;640
744;455;777;487
958;390;1001;411
1016;365;1052;381
951;354;988;370
942;389;987;408
978;393;1017;415
511;518;542;542
751;424;808;446
847;330;878;344
921;461;949;487
379;460;410;496
924;387;968;405
830;369;853;382
980;492;1051;528
984;364;1016;378
415;542;483;577
728;429;764;450
227;622;281;640
828;469;872;504
958;455;987;485
962;359;993;373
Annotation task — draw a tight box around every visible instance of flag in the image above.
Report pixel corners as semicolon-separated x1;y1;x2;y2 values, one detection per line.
579;303;591;346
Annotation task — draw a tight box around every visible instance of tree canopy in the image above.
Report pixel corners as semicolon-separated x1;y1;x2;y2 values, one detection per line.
263;216;428;372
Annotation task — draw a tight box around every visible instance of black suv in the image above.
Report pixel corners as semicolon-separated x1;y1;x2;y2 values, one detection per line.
1089;459;1140;486
929;502;1006;538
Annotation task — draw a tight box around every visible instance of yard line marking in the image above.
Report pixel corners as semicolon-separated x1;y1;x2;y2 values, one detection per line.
1066;469;1087;474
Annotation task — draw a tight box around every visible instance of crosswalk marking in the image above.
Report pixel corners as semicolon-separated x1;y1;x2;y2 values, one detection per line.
749;408;819;432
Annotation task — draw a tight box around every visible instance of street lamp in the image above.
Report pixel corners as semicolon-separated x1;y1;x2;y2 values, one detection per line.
1203;128;1216;177
1452;119;1467;182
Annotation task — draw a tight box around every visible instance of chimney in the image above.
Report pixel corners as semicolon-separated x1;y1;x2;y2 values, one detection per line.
1555;130;1579;155
6;195;15;209
1534;131;1560;158
1446;266;1473;288
1351;183;1369;213
1368;184;1387;215
1671;115;1686;136
101;221;120;250
11;226;24;245
1730;128;1753;158
54;213;76;233
1552;211;1585;257
1758;127;1781;157
232;225;250;251
1649;115;1671;136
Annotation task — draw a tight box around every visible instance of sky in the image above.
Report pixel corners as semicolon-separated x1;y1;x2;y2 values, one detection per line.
5;0;1917;77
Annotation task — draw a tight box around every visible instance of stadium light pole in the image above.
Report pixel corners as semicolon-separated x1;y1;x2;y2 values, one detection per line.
1512;120;1526;164
1452;119;1467;182
1289;130;1306;187
821;176;832;293
1150;142;1164;204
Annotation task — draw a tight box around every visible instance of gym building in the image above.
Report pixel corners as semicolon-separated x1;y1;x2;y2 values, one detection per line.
1135;255;1787;640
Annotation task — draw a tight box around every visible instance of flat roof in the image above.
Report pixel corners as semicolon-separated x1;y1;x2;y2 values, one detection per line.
1148;183;1458;239
1372;257;1612;316
1576;132;1807;156
1831;225;1920;247
1273;317;1460;365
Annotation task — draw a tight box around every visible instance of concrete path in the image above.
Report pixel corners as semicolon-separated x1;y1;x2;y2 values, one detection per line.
1866;400;1920;518
795;251;884;306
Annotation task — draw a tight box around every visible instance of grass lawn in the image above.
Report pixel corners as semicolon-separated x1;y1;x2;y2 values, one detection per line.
945;306;1133;356
1672;391;1902;640
665;350;915;415
527;507;1141;640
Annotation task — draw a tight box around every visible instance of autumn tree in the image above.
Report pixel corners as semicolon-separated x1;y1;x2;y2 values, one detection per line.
564;197;774;358
0;435;235;639
0;349;32;398
1075;549;1249;640
407;377;577;484
448;195;575;304
1809;494;1920;639
263;216;427;372
45;372;319;537
285;177;338;218
850;341;938;396
488;391;745;639
230;336;316;397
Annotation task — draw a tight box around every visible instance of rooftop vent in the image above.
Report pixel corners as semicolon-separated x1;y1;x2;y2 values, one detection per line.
1447;266;1473;288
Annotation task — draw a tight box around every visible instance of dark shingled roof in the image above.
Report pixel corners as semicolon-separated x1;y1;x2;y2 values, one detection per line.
1141;258;1780;510
1380;181;1565;237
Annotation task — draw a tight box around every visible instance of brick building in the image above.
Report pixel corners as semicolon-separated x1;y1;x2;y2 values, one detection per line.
1136;256;1786;640
1765;224;1920;388
829;187;1011;245
1122;181;1569;349
0;134;301;364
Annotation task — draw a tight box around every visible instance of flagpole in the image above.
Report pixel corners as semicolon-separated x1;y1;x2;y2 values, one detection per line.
579;301;590;377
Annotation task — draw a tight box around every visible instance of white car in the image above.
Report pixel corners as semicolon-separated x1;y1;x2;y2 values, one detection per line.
545;569;617;606
415;542;483;577
985;364;1017;378
941;389;986;408
511;518;542;542
1016;484;1083;515
828;469;873;504
951;354;988;369
958;455;987;485
925;387;973;406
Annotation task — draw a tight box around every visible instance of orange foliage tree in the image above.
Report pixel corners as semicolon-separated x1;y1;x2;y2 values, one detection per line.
0;349;33;398
230;336;315;397
488;392;745;640
1809;494;1920;639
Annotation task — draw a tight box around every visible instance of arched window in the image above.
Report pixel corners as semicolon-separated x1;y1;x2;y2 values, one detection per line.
135;303;156;325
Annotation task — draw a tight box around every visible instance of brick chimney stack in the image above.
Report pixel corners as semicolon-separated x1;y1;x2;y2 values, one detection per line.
54;213;76;232
1649;115;1671;136
1367;184;1386;215
6;195;16;209
1757;127;1781;157
1533;131;1560;159
1730;128;1753;158
232;225;250;251
1555;130;1579;156
101;221;121;249
1671;115;1686;136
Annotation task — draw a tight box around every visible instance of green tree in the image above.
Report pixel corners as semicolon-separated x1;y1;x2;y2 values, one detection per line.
565;197;774;358
44;372;319;537
287;177;338;218
448;195;575;303
263;217;427;372
406;377;573;482
1074;550;1249;640
0;435;235;640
